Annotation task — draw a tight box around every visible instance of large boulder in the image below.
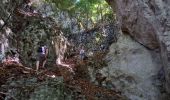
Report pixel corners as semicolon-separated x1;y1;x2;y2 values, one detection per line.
106;0;170;93
101;34;163;100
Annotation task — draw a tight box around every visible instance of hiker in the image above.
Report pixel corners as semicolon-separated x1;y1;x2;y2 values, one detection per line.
36;42;48;71
79;45;86;61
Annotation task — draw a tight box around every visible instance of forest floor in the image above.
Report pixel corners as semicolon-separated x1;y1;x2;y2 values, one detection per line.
0;53;126;100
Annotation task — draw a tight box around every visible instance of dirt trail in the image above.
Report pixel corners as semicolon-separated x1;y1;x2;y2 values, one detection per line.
0;57;126;100
44;57;125;100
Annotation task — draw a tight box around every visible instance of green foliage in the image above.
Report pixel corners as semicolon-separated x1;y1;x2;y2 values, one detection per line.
75;0;113;23
44;0;77;11
44;0;113;24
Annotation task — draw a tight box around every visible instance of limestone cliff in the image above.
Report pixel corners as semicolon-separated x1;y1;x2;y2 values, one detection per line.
106;0;170;93
101;34;163;100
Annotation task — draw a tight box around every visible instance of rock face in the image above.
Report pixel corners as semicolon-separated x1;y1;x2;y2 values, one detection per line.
101;34;163;100
106;0;170;93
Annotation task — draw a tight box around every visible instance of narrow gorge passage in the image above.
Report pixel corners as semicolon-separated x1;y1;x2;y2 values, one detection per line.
0;0;169;100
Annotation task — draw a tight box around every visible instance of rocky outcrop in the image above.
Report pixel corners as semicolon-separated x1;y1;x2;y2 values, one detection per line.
106;0;170;93
101;34;163;100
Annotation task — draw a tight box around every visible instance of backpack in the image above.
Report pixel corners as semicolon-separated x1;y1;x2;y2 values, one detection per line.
37;46;42;53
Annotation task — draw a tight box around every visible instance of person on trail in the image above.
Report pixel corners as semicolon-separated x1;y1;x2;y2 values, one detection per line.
79;46;86;61
36;42;48;71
